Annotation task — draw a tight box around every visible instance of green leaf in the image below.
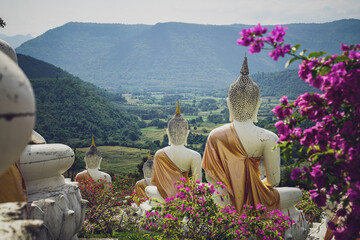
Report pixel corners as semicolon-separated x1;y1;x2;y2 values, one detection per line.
291;44;301;53
310;69;318;80
334;55;350;63
299;49;307;56
308;51;327;59
319;66;331;76
285;57;298;69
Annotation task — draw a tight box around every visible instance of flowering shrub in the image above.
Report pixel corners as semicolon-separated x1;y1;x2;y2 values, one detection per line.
143;178;293;239
295;190;323;224
78;175;136;237
237;24;360;239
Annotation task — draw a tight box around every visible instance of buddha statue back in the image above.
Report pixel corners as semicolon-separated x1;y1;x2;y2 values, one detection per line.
202;56;308;239
76;136;111;183
202;56;304;218
145;101;202;202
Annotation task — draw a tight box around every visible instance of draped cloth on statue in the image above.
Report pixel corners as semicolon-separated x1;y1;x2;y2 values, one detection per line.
151;149;189;200
0;162;27;203
202;123;280;213
75;170;92;182
134;179;148;206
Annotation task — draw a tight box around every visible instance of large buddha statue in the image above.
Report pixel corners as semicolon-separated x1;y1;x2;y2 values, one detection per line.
0;39;35;203
202;57;302;216
133;152;153;206
76;136;111;183
145;101;202;202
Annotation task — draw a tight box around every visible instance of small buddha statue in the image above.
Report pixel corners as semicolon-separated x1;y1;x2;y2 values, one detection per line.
145;101;202;202
76;136;111;183
202;56;302;216
133;152;153;206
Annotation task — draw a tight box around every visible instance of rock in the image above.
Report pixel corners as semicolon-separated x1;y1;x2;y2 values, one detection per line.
0;202;43;240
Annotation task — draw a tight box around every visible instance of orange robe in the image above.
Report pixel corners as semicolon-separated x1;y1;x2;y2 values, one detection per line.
0;162;27;203
151;149;189;200
134;179;148;206
75;170;92;182
202;123;280;213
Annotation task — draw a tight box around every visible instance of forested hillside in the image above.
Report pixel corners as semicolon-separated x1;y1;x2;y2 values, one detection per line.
17;54;140;146
16;19;360;92
251;69;318;98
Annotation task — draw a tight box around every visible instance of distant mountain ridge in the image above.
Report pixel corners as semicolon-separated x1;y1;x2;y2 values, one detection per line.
16;19;360;92
0;33;32;48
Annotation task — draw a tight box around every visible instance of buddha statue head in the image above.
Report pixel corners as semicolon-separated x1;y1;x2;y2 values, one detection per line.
228;56;261;123
143;152;153;185
167;100;189;146
0;39;46;145
85;136;102;169
0;41;35;175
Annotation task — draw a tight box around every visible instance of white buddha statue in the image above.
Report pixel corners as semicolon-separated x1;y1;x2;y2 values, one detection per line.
202;56;303;217
76;136;111;183
133;152;153;206
0;39;35;203
145;101;202;202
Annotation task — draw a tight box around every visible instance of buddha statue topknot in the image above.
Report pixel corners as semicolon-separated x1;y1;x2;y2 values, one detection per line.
228;56;261;123
145;101;202;202
167;101;189;145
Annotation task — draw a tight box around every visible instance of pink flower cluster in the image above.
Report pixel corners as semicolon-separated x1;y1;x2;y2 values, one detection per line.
238;24;360;239
78;175;136;236
143;178;293;239
237;24;291;60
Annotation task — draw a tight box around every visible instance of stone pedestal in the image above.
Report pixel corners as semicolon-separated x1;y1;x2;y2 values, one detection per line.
20;144;87;240
284;209;310;240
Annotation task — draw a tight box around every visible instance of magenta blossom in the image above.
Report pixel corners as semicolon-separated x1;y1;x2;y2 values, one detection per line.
291;168;302;180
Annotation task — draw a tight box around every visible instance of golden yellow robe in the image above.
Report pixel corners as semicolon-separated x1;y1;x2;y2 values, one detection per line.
133;179;148;206
202;123;280;213
151;149;189;200
0;162;27;203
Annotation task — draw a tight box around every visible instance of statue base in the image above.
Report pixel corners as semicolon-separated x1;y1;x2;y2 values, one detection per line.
28;178;87;240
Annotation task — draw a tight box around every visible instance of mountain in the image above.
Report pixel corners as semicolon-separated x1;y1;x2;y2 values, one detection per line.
251;69;318;98
17;54;141;146
16;19;360;92
0;34;32;48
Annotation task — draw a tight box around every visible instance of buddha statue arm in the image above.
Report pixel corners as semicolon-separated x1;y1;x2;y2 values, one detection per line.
105;173;112;183
191;153;202;181
262;133;280;187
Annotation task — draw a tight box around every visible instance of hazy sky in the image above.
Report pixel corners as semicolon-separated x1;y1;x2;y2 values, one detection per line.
1;0;360;37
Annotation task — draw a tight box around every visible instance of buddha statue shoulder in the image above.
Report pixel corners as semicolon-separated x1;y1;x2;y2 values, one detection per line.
76;136;111;183
202;56;302;216
145;101;202;202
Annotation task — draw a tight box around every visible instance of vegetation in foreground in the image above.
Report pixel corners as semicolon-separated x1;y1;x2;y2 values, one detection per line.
77;175;322;239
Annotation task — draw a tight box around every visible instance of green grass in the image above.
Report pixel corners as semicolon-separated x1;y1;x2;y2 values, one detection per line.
140;127;167;142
